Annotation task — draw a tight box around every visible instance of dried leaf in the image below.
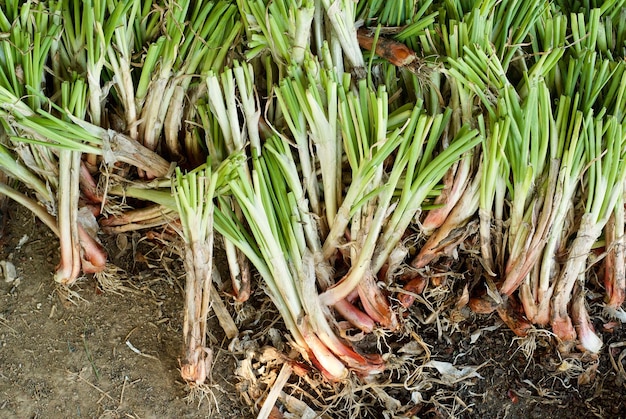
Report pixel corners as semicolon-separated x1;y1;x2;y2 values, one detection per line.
577;363;598;386
280;391;318;419
425;360;484;384
470;324;501;344
399;340;426;356
456;284;470;308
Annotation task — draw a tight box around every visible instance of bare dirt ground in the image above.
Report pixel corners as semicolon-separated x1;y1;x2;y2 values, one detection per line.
1;203;626;418
0;205;249;418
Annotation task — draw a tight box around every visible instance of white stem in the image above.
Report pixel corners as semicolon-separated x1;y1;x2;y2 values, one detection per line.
54;150;82;285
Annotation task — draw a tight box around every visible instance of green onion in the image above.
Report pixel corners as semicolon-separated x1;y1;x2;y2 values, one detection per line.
498;80;551;297
319;81;403;327
0;85;170;178
174;159;232;384
216;136;384;380
527;97;587;326
105;0;142;142
551;112;626;352
319;0;365;71
373;114;480;274
54;77;89;286
238;0;315;66
276;55;342;230
204;63;264;301
412;156;479;270
137;1;241;156
477;115;509;278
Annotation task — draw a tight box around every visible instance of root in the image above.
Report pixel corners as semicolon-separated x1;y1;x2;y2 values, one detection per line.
184;382;221;414
511;328;555;360
55;282;87;306
93;263;125;295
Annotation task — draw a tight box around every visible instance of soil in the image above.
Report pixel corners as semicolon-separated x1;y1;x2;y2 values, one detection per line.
1;203;626;419
0;205;250;418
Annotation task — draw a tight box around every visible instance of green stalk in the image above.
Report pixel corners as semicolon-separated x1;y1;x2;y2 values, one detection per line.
205;64;263;301
0;85;170;178
137;0;188;151
490;0;546;70
319;136;408;306
165;2;242;159
54;147;82;285
276;57;342;229
412;159;481;270
374;117;481;273
226;161;345;378
318;81;401;310
319;0;365;71
0;1;62;199
498;79;551;296
533;98;586;326
357;0;424;27
173;162;240;375
106;0;141;141
416;52;477;240
237;0;315;66
275;76;321;218
59;0;132;168
205;69;248;298
321;96;407;261
218;138;386;378
233;62;262;152
138;1;241;156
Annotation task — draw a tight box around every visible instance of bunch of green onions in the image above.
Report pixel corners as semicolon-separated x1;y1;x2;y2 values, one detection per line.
173;158;238;384
4;2;626;404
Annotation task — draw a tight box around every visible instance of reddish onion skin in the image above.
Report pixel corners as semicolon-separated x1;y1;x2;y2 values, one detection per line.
551;217;604;349
79;162;102;204
496;305;533;337
398;275;428;309
356;28;417;67
571;289;603;353
552;315;577;344
333;298;375;333
357;271;399;330
268;406;283;419
77;225;107;273
605;225;626;308
469;296;498;314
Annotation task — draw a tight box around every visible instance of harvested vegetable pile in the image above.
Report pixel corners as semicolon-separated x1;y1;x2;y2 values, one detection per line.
1;0;626;417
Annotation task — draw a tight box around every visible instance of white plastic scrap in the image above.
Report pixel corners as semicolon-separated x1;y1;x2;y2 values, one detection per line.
16;235;29;249
1;260;17;283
